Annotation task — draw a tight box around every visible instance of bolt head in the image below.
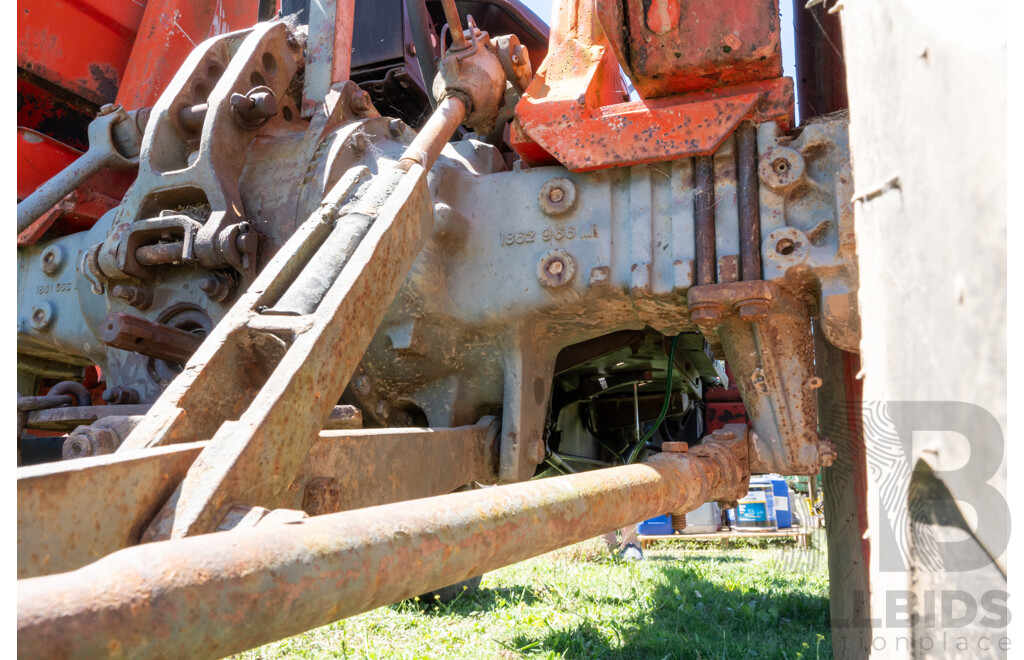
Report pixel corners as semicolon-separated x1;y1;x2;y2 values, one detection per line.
41;245;63;275
353;374;371;396
30;303;54;331
538;178;577;215
351;89;372;112
537;249;576;288
690;304;722;325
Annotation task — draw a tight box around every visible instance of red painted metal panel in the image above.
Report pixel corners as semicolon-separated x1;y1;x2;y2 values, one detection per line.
17;128;135;245
17;0;148;105
597;0;783;99
511;0;794;171
116;0;260;109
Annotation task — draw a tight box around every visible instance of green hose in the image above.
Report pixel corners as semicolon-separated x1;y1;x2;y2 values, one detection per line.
626;333;682;464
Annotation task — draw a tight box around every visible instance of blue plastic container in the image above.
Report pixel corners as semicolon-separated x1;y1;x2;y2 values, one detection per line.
638;515;674;535
728;479;777;530
768;476;792;528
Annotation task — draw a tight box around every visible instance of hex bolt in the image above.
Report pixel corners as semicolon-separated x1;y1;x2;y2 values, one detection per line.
199;274;232;302
538;178;577;216
350;134;369;156
41;245;64;275
711;428;736;441
388;119;406;138
737;297;770;322
662;441;689;453
30;303;54;331
112;284;154;310
98;103;118;116
102;386;139;405
689;302;722;326
375;400;391;419
537;249;576;288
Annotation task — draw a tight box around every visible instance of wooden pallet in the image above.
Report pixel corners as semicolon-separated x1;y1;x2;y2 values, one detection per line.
638;528;813;550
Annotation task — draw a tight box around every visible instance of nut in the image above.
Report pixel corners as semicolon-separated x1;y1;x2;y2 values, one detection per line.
737;298;770;322
113;284;153;310
199;274;232;302
103;387;139;405
689;302;722;326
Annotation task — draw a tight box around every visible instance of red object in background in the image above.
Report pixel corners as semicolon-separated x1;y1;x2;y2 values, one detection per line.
17;0;261;244
596;0;783;99
511;0;794;172
18;0;148;106
17;128;135;245
704;364;751;433
115;0;261;109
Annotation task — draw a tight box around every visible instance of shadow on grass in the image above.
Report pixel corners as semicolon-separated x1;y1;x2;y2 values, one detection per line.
643;554;751;564
508;557;829;660
398;584;544;616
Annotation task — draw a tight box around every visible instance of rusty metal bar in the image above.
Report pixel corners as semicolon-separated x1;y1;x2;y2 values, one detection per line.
303;0;356;117
99;312;203;364
694;155;716;286
736;123;761;281
17;394;74;412
18;421;497;580
440;0;468;49
397;95;467;172
17;442;207;579
25;404;151;431
18;430;748;659
135;241;185;266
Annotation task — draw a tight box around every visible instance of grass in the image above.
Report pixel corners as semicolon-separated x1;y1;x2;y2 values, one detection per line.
235;534;831;660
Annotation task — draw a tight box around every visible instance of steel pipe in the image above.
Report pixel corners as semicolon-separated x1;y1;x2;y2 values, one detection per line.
18;429;748;660
397;95;467;172
694;155;716;286
440;0;468;49
736;123;761;281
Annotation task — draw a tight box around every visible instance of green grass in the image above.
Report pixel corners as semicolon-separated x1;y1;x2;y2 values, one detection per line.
235;535;831;660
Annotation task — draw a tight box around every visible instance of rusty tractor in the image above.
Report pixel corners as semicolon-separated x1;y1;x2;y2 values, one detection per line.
16;0;1007;657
